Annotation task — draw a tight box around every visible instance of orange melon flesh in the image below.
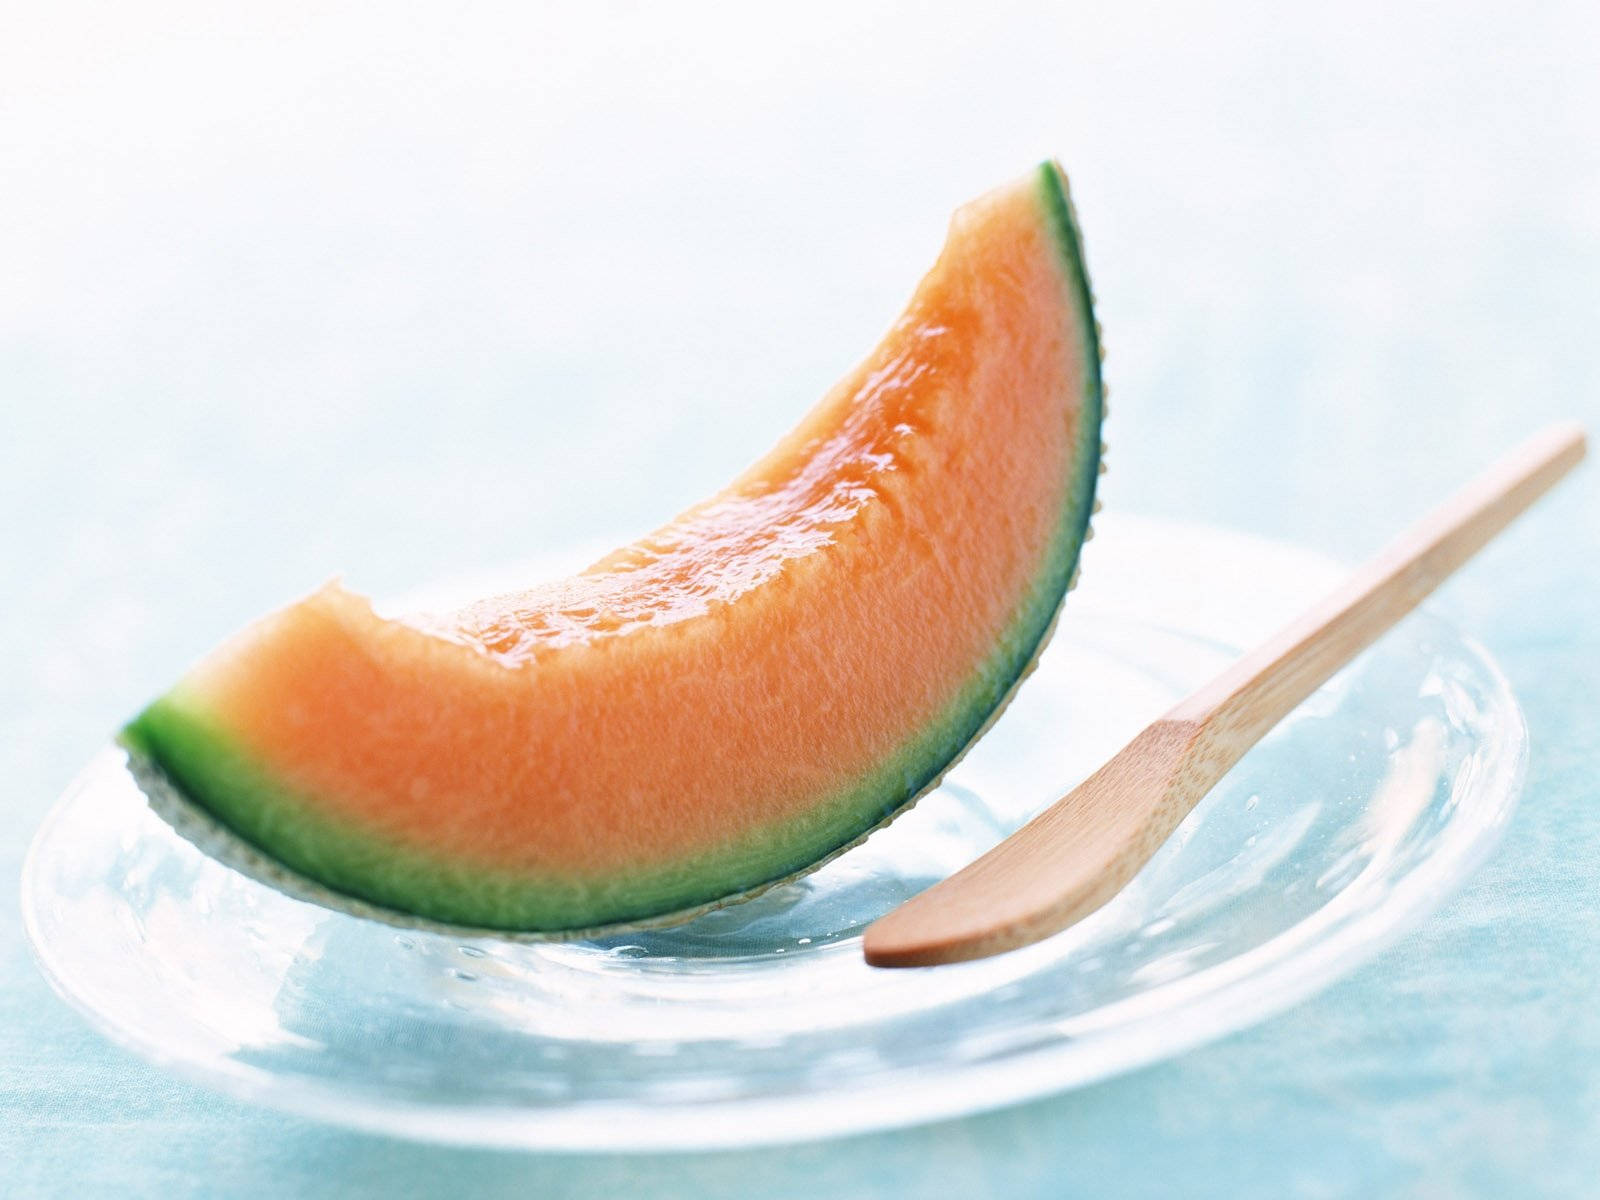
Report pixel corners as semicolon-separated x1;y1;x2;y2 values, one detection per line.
122;162;1105;932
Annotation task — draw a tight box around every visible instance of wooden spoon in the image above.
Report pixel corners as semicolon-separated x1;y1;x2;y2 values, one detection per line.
864;423;1587;968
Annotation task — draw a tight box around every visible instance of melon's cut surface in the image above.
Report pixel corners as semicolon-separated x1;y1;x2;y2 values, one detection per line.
122;162;1106;934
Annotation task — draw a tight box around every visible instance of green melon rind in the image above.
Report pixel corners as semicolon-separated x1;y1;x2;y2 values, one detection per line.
119;161;1105;938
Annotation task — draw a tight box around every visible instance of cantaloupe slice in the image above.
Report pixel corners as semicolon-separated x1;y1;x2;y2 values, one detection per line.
122;162;1106;935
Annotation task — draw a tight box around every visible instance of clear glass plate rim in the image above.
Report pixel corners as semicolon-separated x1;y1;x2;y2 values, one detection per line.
20;619;1527;1152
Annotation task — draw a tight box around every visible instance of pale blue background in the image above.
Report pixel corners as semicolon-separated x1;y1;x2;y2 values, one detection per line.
3;3;1597;1195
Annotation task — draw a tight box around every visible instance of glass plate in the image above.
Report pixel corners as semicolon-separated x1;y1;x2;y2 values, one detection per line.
20;516;1526;1150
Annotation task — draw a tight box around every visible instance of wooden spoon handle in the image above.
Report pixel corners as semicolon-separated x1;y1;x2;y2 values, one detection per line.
864;423;1585;968
1177;422;1589;770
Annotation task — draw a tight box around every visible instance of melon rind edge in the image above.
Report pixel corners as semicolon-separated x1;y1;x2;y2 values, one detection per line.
123;567;1090;944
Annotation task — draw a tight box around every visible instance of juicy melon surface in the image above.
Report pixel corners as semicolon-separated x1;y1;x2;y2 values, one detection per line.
123;162;1106;932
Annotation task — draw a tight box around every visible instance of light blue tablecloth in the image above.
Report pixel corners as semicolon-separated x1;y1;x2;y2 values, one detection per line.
4;4;1597;1195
